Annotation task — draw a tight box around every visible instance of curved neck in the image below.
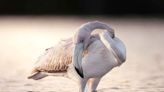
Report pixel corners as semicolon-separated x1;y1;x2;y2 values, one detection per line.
79;21;115;38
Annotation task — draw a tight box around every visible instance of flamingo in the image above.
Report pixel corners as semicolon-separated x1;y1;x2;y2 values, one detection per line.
28;21;126;92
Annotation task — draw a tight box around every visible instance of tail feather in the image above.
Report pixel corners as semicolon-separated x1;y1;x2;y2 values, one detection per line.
28;71;68;80
27;72;48;80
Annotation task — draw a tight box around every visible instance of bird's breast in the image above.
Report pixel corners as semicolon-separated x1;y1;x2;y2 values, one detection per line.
82;40;118;78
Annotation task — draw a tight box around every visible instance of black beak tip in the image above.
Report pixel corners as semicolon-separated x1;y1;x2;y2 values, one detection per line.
112;34;115;38
75;67;84;78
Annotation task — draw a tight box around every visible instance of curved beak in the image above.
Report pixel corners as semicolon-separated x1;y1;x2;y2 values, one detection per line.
72;43;84;78
99;32;125;66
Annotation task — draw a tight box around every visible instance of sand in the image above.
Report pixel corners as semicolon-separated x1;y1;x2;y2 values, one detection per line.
0;16;164;92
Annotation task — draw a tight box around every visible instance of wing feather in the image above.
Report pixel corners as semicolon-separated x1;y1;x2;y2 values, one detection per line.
31;38;73;74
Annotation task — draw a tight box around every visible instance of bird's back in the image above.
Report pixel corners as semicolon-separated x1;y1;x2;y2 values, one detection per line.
28;38;73;79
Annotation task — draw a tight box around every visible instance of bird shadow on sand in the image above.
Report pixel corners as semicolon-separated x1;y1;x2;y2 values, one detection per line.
97;87;122;92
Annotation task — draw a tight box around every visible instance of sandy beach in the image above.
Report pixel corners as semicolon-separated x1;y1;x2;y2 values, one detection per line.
0;16;164;92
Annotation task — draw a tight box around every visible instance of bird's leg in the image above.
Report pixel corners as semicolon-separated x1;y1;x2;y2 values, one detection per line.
87;78;101;92
79;78;88;92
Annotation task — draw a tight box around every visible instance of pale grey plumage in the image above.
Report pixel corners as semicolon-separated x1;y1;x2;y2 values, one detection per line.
28;21;126;92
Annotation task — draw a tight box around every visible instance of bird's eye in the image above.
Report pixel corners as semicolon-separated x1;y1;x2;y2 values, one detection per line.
81;39;84;43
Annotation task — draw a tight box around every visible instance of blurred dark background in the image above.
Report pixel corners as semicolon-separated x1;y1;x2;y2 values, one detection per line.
0;0;164;16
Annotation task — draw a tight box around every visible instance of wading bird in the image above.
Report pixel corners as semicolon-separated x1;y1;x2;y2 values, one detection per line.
28;21;126;92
